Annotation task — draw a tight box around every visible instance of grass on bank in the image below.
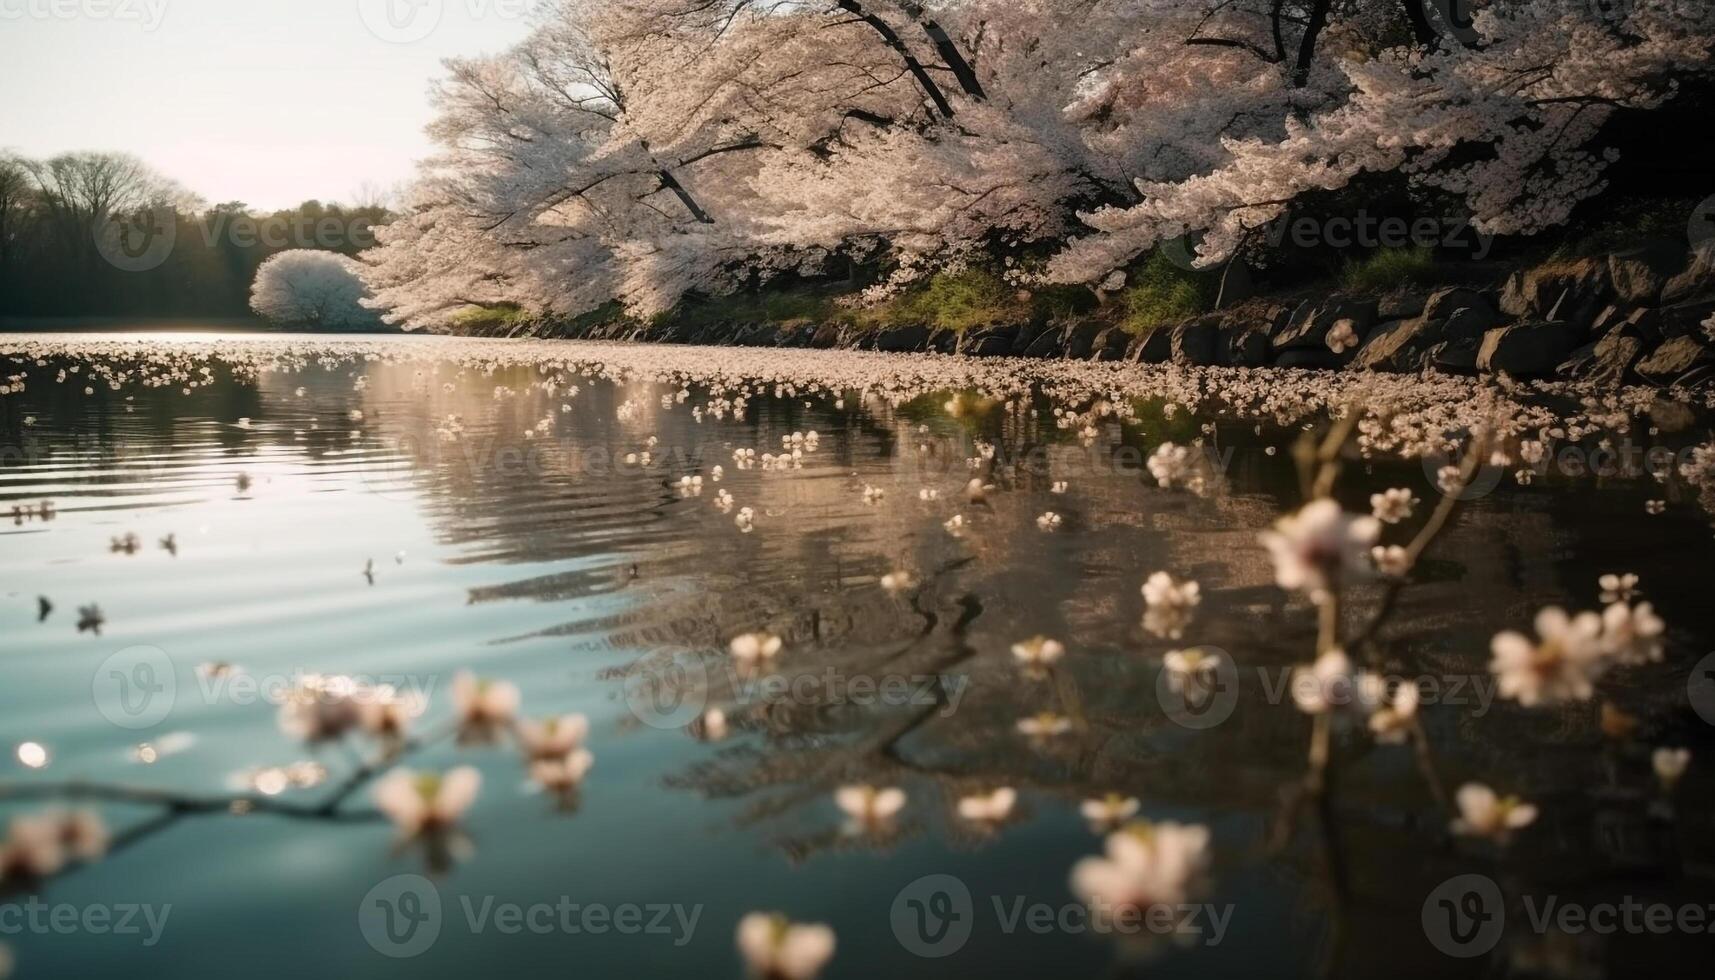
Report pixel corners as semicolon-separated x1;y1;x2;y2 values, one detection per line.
1119;251;1216;336
1340;246;1439;292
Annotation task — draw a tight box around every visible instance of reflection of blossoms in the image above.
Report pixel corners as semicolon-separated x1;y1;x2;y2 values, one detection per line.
278;674;368;743
1141;572;1200;611
1141;572;1201;639
1162;648;1221;691
736;913;835;980
452;672;521;738
1146;442;1210;494
1080;793;1141;832
1599;601;1664;666
956;787;1017;824
1371;545;1411;578
516;714;590;761
1071;821;1210;926
729;633;784;665
374;767;482;838
1361;676;1419;744
1597;573;1639;604
1259;499;1380;603
1490;609;1604;706
359;685;426;742
1011;635;1065;668
0;809;108;884
1653;748;1691;790
1290;649;1362;715
530;749;594;794
834;784;905;834
1451;783;1537;843
1017;712;1073;739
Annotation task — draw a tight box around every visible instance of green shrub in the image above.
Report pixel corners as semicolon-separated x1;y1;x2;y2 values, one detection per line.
886;269;1021;333
1340;246;1438;292
1119;251;1214;335
449;304;532;333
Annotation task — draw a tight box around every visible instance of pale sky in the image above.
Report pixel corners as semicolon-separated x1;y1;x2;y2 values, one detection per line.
0;0;539;210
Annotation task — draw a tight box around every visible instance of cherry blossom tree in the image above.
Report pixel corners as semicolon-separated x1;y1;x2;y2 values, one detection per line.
361;0;1715;328
250;249;380;329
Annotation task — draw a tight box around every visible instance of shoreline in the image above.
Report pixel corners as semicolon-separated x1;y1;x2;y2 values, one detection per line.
479;240;1715;390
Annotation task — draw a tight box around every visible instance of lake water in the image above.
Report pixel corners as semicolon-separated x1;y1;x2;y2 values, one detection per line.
1;332;1712;979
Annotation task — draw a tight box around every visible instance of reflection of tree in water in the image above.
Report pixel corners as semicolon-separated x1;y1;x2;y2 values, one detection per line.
9;351;1715;977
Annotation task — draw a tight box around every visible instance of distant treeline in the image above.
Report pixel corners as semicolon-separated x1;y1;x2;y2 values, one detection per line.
0;151;390;321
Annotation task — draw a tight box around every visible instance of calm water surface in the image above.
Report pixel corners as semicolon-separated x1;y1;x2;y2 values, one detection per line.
1;332;1712;979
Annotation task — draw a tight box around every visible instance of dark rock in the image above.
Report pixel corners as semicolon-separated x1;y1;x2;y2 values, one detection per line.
1091;327;1129;361
810;324;841;348
1444;304;1504;342
1222;325;1271;367
1589;304;1629;339
1169;320;1219;365
926;328;958;354
1500;258;1610;321
1136;326;1173;363
1351;317;1446;372
1659;296;1715;339
1274;348;1340;370
1215;261;1255;309
1064;319;1105;360
734;323;778;346
1022;328;1064;358
1272;296;1379;352
1560;331;1645;386
1429;339;1480;374
1013;323;1055;356
772;320;816;348
1608;240;1686;305
1422;286;1492;323
1378;288;1429;321
1636;336;1714;384
1274;300;1313;341
877;325;930;353
1617;307;1663;344
1476;321;1581;377
959;324;1017;357
1663;241;1715;304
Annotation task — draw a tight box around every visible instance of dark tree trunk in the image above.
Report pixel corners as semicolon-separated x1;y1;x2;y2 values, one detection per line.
1292;0;1333;88
834;0;957;118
